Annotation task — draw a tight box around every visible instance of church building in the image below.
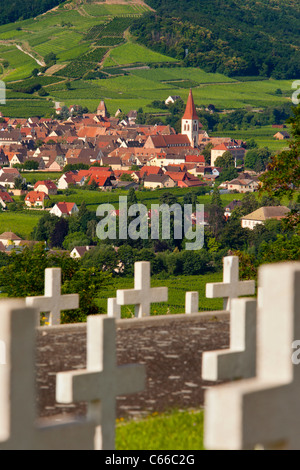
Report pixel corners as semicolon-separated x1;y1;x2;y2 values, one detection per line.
181;89;200;148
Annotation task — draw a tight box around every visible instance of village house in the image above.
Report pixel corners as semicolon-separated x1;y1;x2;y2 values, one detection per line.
0;231;22;247
70;246;94;259
273;131;290;140
57;172;78;190
224;200;243;218
25;191;49;209
34;180;57;195
50;202;79;218
225;177;259;193
211;141;246;167
241;206;290;229
165;95;182;105
144;174;176;189
144;134;191;150
100;156;123;171
0;129;22;146
0;190;13;209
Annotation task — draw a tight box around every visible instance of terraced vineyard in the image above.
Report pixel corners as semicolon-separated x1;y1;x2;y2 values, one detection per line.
0;0;296;120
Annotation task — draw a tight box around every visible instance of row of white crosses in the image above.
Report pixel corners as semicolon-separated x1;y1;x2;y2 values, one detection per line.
25;257;252;325
203;261;300;450
0;300;146;450
108;256;255;319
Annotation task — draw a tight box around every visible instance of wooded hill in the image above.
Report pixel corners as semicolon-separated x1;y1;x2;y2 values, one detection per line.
131;0;300;79
0;0;66;25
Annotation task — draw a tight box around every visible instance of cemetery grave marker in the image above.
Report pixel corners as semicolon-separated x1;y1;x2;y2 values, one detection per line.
26;268;79;326
0;299;95;450
204;262;300;450
202;297;257;381
206;256;255;311
56;316;146;450
185;292;199;314
116;261;168;318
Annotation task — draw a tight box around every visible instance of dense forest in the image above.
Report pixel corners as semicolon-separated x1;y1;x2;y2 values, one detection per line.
0;0;66;25
131;0;300;79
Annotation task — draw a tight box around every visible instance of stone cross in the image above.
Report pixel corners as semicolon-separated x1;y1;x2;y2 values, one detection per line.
202;297;257;381
107;298;121;319
185;292;199;314
204;262;300;450
26;268;79;326
116;261;168;318
56;316;146;450
206;256;255;311
0;299;95;450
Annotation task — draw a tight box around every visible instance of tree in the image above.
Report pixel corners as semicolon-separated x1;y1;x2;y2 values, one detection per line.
202;143;213;165
120;173;133;182
31;212;59;243
214;151;235;169
49;217;69;248
259;105;300;200
245;147;271;172
128;187;138;206
62;231;90;251
210;186;222;208
14;176;27;190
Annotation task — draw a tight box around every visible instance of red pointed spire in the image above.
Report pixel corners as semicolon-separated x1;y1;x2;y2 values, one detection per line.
182;89;198;120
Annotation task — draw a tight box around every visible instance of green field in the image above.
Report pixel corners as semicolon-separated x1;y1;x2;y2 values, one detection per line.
0;211;44;239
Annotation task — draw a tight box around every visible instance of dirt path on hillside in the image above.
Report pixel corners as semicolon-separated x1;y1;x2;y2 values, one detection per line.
16;44;45;67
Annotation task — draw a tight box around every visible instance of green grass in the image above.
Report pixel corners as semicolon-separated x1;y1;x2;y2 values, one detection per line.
108;42;178;66
210;125;292;151
96;272;223;317
23;171;62;183
116;409;205;450
0;211;44;239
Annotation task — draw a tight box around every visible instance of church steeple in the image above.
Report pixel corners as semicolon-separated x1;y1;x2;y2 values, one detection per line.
183;89;198;121
181;89;199;147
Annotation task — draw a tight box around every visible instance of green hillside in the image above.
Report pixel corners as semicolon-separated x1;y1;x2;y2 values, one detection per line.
0;0;297;119
132;0;300;79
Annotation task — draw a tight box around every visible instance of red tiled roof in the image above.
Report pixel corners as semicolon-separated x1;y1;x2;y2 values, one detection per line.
55;202;76;214
25;191;48;203
185;155;205;163
34;180;57;190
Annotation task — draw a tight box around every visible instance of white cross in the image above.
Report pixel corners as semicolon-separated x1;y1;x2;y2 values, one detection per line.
0;299;95;450
116;261;168;318
56;316;146;450
202;297;257;381
185;292;199;314
204;262;300;450
26;268;79;326
107;298;121;319
206;256;255;311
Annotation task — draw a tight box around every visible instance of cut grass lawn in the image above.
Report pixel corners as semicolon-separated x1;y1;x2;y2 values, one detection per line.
116;409;205;451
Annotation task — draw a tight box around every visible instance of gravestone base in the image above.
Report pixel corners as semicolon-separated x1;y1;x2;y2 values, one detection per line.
36;312;229;420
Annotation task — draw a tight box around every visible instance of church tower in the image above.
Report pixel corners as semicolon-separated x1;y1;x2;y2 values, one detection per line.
97;100;108;118
181;89;199;147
